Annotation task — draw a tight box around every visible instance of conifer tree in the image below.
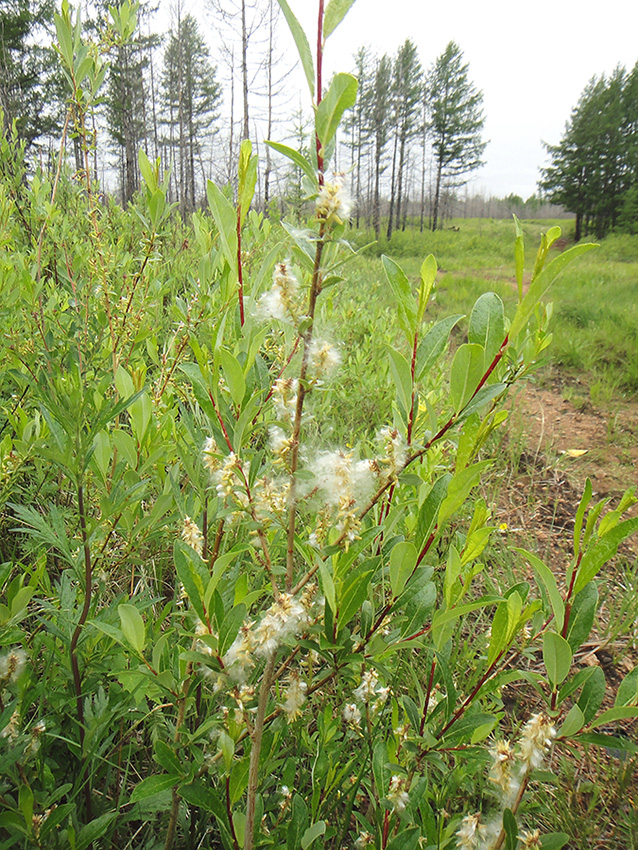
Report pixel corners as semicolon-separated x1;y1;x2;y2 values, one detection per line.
427;41;486;231
540;68;633;239
161;11;221;210
0;0;62;144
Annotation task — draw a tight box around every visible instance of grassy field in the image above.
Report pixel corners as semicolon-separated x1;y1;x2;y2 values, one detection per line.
338;218;638;406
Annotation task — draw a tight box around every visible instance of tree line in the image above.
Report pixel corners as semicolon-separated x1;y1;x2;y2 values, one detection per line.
2;0;488;226
342;39;486;236
540;63;638;240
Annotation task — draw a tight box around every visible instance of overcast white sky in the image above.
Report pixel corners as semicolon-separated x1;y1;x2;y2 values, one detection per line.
168;0;638;198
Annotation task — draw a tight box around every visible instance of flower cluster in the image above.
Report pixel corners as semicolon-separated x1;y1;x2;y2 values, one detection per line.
223;589;316;681
387;775;410;813
456;812;488;849
315;174;352;225
309;450;376;546
280;671;308;722
181;516;204;557
352;669;390;716
202;435;222;474
272;377;299;422
457;714;557;848
307;338;341;381
519;712;556;769
255;262;301;324
488;739;516;793
0;647;26;687
377;426;407;479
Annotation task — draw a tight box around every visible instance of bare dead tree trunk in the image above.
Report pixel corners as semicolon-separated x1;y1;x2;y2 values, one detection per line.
241;0;249;140
264;0;274;209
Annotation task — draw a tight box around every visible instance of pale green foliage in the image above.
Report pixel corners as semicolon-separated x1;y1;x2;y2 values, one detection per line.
0;5;636;850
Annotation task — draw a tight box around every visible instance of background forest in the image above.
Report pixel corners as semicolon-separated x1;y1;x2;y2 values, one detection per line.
4;0;638;233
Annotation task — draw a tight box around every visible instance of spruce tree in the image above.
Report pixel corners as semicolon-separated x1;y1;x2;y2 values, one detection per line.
427;41;486;231
161;12;221;211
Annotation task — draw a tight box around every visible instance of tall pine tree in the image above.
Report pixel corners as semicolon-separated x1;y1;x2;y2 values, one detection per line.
161;12;221;211
427;41;486;231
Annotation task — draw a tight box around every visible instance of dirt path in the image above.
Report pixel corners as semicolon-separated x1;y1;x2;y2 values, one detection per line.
492;373;638;565
510;374;638;501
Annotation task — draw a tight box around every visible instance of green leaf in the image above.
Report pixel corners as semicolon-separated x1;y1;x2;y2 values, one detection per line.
543;632;572;687
129;392;151;444
372;740;390;797
315;73;358;151
301;821;326;849
578;665;606;723
275;0;314;96
77;812;118;850
382;255;417;343
265;141;317;187
323;0;357;37
540;833;570;850
510;242;598;339
178;781;225;817
206;180;238;272
219;604;247;657
174;540;207;624
468;292;505;367
218;349;246;407
438;460;492;526
386;827;421;850
517;548;565;632
389;541;418;598
573;516;638;595
574;732;638;754
443;545;462;608
502;808;517;850
513;214;524;300
238;139;258;226
19;784;33;831
386;345;412;413
54;9;74;71
416;473;450;546
488;600;509;665
129;774;180;804
573;478;593;558
417;254;437;325
558;704;584;737
118;603;146;655
450;343;485;413
615;666;638;707
431;598;495;650
590;705;638;728
400;576;436;638
154;741;183;776
565;582;598;651
287;794;309;850
415;315;464;381
338;566;373;627
138;148;157;192
115;364;134;398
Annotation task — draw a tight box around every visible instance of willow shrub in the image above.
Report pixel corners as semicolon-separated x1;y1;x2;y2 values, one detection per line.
1;2;638;849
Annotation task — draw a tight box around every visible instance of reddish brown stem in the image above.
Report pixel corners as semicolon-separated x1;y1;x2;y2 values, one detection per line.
316;0;325;183
209;390;235;452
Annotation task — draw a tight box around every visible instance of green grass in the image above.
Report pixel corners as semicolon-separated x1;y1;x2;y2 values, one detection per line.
346;219;638;399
